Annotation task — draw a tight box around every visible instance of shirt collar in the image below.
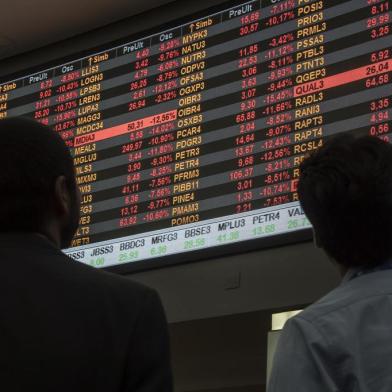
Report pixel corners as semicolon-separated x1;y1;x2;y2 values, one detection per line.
341;268;360;284
341;260;392;284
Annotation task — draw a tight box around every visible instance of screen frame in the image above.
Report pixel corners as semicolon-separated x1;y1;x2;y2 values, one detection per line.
0;0;314;274
105;229;312;274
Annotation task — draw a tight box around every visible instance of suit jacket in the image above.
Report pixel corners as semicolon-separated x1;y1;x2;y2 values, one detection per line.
0;233;173;392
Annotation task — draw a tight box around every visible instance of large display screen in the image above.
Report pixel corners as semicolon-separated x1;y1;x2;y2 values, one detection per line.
0;0;391;271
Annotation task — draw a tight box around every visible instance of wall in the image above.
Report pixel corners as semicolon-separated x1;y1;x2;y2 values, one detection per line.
170;311;271;391
130;241;340;323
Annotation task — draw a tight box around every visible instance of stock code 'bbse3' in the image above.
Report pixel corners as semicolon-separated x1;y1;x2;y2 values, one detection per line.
0;0;390;270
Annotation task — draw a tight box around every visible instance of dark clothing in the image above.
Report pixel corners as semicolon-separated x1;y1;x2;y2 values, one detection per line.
0;233;173;392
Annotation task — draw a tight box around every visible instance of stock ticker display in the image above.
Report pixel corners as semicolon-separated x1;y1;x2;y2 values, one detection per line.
0;0;391;268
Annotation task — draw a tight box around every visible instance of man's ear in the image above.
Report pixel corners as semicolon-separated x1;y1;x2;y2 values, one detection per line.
54;176;71;217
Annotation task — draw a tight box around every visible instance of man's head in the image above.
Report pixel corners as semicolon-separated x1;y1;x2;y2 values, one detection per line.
298;134;392;270
0;117;80;248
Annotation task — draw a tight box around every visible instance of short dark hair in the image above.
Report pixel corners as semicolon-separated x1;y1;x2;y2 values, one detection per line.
0;117;76;232
298;134;392;269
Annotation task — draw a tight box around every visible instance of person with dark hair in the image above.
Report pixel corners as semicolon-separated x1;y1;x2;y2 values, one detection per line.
0;117;173;392
268;134;392;391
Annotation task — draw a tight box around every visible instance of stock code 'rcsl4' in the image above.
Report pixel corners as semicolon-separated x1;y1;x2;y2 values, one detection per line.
0;0;390;271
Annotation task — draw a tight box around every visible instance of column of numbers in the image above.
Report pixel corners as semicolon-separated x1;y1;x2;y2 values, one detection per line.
232;9;262;215
366;0;391;141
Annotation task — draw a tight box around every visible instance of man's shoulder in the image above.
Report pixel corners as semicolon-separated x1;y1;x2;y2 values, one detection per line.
1;232;152;299
299;269;392;325
60;251;153;298
46;251;160;325
8;236;156;306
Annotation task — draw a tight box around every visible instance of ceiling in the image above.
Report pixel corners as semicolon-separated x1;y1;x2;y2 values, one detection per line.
0;0;175;60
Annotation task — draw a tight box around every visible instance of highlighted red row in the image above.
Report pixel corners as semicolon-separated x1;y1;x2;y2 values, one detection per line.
74;109;178;147
294;59;392;97
73;60;390;148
